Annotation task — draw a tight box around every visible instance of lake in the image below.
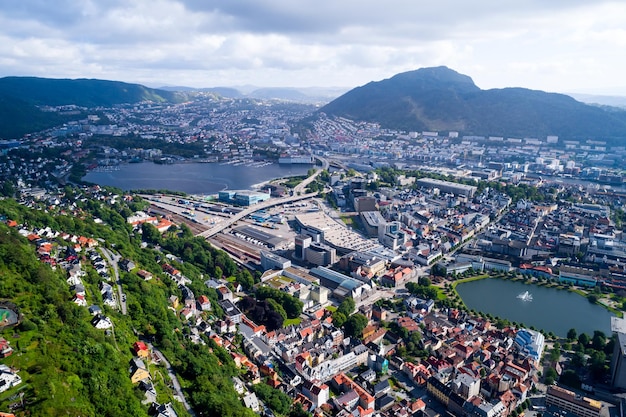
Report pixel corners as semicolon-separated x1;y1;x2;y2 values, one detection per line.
455;278;613;337
83;161;312;194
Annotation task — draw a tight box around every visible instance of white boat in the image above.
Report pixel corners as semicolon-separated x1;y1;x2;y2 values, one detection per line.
517;291;533;302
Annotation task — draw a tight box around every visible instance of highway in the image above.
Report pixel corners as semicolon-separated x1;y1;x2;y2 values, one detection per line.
292;155;328;194
196;156;328;239
196;191;318;238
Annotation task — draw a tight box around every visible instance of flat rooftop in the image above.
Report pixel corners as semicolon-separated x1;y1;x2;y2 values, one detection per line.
234;225;288;248
612;316;626;334
295;211;381;253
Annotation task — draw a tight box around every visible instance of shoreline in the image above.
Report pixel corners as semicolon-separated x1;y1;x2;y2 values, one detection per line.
82;160;311;195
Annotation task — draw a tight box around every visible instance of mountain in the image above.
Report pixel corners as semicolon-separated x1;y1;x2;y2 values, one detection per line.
0;77;189;139
0;76;186;107
248;87;311;101
158;85;245;98
568;93;626;109
158;85;347;103
0;95;69;139
204;87;245;98
319;66;626;141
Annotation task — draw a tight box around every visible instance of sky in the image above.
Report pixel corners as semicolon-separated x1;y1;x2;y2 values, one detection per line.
1;0;626;94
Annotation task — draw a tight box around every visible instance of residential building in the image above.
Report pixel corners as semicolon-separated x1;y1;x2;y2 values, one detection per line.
218;299;242;324
0;365;21;393
130;357;150;384
242;392;260;412
301;380;330;409
133;341;150;359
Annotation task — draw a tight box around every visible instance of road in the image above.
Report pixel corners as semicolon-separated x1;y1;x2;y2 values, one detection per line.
149;343;196;417
196;191;319;238
292;156;329;195
101;247;127;315
197;156;328;238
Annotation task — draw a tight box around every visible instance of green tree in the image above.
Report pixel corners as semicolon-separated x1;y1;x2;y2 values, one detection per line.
252;383;292;415
560;369;581;389
578;333;590;347
337;297;355;316
267;298;288;321
344;314;368;339
418;276;432;286
332;311;347;328
591;331;606;351
289;403;312;417
544;367;558;385
588;350;608;379
567;328;577;341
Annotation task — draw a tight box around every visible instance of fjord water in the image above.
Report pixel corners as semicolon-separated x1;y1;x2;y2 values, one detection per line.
455;278;613;337
83;162;312;194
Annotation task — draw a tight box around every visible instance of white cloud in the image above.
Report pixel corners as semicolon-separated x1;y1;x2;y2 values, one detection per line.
0;0;624;93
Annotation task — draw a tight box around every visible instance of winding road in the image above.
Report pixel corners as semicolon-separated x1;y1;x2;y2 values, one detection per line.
148;342;196;417
101;247;127;315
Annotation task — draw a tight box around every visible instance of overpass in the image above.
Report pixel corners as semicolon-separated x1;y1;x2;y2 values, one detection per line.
196;191;318;238
196;156;328;239
292;155;328;194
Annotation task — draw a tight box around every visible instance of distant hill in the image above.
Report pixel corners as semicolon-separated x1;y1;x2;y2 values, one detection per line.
0;77;188;139
568;93;626;109
159;86;245;98
0;76;186;107
159;85;347;103
320;66;626;141
0;95;69;139
248;87;311;101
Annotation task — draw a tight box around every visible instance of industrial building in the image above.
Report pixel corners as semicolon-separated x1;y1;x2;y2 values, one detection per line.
378;221;410;251
218;190;271;206
416;178;477;198
294;211;381;254
309;266;373;301
354;196;377;213
233;225;289;249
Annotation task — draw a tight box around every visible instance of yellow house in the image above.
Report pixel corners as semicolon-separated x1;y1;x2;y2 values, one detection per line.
130;357;150;384
131;367;150;384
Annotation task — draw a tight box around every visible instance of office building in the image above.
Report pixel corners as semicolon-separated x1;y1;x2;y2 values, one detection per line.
546;385;601;417
294;235;312;260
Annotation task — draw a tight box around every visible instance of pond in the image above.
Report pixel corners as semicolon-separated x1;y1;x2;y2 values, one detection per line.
455;278;613;337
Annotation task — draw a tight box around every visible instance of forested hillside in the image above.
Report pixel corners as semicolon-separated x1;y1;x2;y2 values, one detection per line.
0;194;255;417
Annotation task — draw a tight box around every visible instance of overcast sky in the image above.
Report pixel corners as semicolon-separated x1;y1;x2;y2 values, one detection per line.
1;0;625;94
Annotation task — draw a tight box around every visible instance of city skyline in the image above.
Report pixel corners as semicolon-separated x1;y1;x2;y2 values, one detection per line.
1;1;626;95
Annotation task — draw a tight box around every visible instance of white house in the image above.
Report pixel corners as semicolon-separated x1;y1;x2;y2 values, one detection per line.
0;365;22;393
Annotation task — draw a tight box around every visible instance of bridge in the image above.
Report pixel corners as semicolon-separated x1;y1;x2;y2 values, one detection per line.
196;156;328;239
196;191;319;238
